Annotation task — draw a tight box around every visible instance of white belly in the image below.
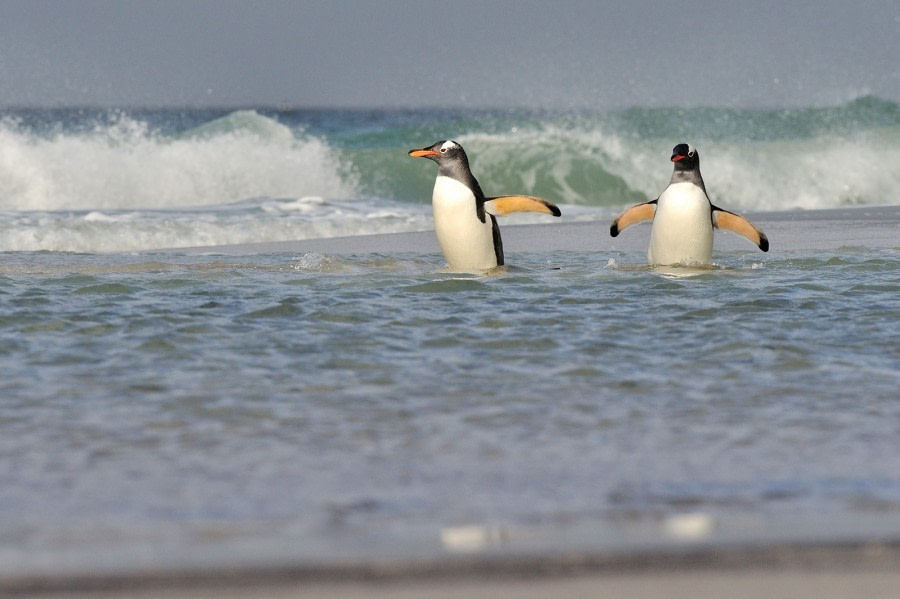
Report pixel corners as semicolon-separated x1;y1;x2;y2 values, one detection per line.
648;182;714;266
432;176;498;271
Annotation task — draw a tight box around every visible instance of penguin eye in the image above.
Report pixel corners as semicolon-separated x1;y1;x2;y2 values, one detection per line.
440;147;448;154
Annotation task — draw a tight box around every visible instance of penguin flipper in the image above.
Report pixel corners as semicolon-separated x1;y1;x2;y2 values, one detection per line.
490;215;504;266
484;196;561;217
610;200;657;237
712;207;769;252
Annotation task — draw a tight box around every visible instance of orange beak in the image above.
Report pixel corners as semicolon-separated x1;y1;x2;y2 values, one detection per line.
409;149;440;158
671;154;685;162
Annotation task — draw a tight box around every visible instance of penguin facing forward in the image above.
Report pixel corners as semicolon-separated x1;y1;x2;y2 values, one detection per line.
610;143;768;266
409;140;561;272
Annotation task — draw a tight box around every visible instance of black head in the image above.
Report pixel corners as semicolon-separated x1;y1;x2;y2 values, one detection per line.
671;143;699;171
408;140;468;164
408;139;473;182
668;142;707;193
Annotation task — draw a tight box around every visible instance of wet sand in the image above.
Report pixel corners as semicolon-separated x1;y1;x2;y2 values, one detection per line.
7;541;900;598
12;571;900;599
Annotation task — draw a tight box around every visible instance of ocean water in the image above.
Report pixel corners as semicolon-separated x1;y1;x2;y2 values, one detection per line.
0;96;898;252
0;99;899;575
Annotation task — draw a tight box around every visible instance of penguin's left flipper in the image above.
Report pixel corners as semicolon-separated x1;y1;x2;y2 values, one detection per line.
484;196;561;217
609;200;657;237
712;207;769;252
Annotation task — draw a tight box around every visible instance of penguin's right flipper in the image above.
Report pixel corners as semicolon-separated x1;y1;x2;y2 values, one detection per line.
484;195;561;217
712;207;769;252
610;200;657;237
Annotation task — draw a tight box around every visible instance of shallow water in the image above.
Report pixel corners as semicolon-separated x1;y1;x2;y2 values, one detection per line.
1;246;898;573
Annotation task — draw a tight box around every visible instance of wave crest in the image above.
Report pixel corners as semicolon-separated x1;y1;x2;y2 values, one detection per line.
0;110;358;211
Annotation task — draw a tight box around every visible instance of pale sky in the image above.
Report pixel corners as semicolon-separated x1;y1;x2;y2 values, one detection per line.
0;0;897;109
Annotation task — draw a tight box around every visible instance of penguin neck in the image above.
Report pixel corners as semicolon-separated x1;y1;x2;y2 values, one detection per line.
669;167;708;197
438;159;484;201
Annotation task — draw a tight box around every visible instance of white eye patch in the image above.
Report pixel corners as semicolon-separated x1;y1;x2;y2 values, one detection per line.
688;145;695;157
440;140;460;152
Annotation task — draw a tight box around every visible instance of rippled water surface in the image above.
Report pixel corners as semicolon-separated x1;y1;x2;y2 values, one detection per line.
1;246;899;572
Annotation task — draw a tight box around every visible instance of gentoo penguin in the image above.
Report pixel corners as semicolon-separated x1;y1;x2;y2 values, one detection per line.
409;140;561;271
610;143;768;266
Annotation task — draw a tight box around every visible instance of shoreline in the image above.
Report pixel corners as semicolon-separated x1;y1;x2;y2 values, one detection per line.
6;539;900;598
172;205;899;256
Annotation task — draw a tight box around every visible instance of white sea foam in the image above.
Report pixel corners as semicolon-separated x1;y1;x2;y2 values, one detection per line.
0;199;433;253
0;111;358;212
698;132;900;211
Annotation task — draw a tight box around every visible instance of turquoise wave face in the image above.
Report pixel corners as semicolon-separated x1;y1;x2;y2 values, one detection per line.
345;96;900;209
